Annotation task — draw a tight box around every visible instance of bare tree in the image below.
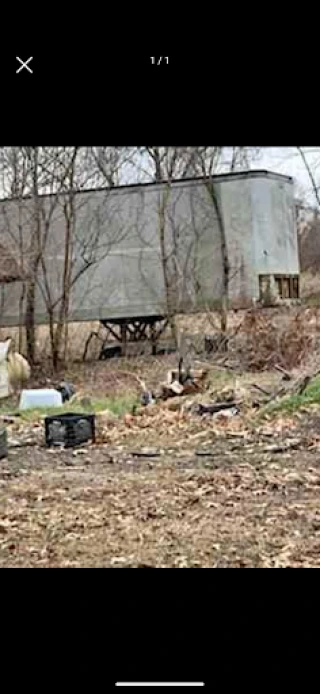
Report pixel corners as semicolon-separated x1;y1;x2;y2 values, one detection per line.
137;147;259;181
22;147;87;364
130;146;259;347
88;147;134;187
193;150;229;335
297;147;320;209
138;148;200;346
0;147;33;351
37;148;79;367
35;149;132;368
25;147;42;363
142;148;230;336
0;147;138;366
136;147;211;182
0;145;260;367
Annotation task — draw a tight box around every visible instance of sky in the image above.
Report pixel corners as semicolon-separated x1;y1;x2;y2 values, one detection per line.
0;147;318;205
133;147;320;206
253;147;320;205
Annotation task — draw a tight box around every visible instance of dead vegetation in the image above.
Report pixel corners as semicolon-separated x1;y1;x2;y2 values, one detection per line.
233;309;314;371
2;372;320;567
1;307;320;567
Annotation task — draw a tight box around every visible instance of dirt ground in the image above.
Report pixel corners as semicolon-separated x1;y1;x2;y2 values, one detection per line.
1;356;320;568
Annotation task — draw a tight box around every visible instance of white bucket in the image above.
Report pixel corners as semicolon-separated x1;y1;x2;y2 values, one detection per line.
19;389;63;410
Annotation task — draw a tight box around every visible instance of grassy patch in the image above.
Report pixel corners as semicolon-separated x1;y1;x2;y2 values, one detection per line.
207;369;234;389
0;394;138;422
266;376;320;415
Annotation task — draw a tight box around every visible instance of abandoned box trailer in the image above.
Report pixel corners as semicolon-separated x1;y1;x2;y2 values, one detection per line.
0;170;299;339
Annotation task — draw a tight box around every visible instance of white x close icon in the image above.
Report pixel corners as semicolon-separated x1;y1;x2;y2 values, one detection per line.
16;56;33;74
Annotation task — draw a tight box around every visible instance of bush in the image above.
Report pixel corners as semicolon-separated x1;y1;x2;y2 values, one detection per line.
236;309;313;371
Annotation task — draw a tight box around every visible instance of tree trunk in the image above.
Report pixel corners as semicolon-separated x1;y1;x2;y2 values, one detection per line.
207;180;229;339
25;278;36;363
52;338;60;371
47;310;60;371
158;185;179;348
18;284;25;353
26;147;41;365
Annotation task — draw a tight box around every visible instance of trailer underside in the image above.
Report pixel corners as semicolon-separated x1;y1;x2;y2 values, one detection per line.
83;315;169;360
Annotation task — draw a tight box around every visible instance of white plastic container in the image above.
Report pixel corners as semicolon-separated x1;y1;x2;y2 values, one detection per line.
19;389;63;410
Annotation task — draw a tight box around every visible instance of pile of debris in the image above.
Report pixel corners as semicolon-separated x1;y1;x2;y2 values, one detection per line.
159;358;209;399
138;356;320;423
137;358;243;420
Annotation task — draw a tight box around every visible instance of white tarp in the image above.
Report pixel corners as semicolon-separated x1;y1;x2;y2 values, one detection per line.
0;339;11;399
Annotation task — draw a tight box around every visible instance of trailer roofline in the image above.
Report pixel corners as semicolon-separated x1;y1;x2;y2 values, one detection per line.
0;169;293;205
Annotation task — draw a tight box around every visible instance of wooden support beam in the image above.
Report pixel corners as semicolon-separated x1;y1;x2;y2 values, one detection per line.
103;323;121;342
120;324;127;356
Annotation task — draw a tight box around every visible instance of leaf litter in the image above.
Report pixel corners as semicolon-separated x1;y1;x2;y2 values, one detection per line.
1;359;320;567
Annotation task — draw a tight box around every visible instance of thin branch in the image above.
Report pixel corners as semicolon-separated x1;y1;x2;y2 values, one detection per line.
297;147;320;209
